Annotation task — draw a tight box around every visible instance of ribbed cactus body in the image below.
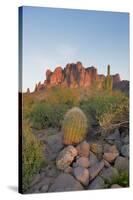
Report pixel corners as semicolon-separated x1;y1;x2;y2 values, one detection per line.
62;107;88;145
103;64;112;91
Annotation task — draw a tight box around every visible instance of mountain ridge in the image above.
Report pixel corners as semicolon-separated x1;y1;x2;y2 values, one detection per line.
26;61;128;94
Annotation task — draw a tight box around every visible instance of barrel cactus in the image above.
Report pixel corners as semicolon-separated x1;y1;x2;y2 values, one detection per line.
62;107;88;145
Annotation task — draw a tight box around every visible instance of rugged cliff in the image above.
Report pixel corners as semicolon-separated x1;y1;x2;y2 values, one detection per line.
33;61;122;93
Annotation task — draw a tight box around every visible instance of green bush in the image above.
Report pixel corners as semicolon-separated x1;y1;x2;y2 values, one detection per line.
22;121;44;191
30;102;71;129
106;172;129;188
80;91;129;129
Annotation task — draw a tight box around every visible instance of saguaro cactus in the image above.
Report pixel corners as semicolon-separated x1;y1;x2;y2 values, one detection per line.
62;107;88;145
103;64;113;91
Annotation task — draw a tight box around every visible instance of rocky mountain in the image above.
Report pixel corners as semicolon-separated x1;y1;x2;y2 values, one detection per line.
31;61;128;93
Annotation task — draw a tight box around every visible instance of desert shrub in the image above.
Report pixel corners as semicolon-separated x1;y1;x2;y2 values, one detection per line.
106;172;129;188
45;86;79;106
22;94;36;119
30;102;71;129
80;91;129;129
22;121;44;191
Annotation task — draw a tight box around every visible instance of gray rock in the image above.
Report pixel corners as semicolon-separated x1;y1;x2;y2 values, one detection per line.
45;133;64;161
76;141;90;157
89;160;104;181
121;135;129;145
121;144;129;157
46;133;63;153
56;145;77;170
89;151;99;167
111;184;122;188
30;173;41;187
28;177;53;193
106;129;120;143
103;145;119;163
48;173;84;192
40;184;49;192
73;166;89;186
100;167;119;184
75;157;90;168
103;143;112;153
114;156;129;173
88;176;105;190
103;159;111;168
113;140;122;152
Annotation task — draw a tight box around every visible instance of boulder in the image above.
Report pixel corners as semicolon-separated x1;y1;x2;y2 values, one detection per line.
105;129;120;144
121;144;129;157
121;135;129;145
114;156;129;173
103;145;119;163
64;166;73;174
48;173;84;192
56;145;77;170
103;159;111;168
73;166;89;186
100;167;119;184
89;151;99;167
76;141;90;157
89;160;104;181
88;176;105;190
75;157;90;168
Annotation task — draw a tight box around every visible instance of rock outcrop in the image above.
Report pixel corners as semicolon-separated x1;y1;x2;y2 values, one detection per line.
31;61;126;93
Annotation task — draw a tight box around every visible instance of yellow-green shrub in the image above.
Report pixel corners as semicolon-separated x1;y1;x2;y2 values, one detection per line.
22;121;44;191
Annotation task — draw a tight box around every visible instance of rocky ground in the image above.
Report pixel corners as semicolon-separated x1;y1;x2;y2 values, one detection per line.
26;126;129;193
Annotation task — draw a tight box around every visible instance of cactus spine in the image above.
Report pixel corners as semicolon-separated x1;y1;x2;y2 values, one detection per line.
62;107;88;145
103;64;113;91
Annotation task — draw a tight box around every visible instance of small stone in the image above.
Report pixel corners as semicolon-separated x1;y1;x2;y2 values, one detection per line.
76;141;90;157
103;145;119;163
121;135;129;145
89;160;104;181
114;156;129;173
89;151;98;167
111;184;122;188
105;129;120;143
56;145;77;170
103;143;112;153
88;176;105;190
64;166;73;174
28;177;53;193
100;167;119;184
73;166;89;186
30;173;41;187
48;173;83;192
114;140;122;152
40;184;49;192
75;157;90;168
103;159;111;168
121;144;129;157
90;143;103;155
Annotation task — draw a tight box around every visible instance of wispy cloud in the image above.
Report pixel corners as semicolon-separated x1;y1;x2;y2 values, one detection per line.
56;44;78;61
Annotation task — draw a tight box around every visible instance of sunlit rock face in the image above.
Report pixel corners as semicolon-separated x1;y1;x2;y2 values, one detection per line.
32;61;122;92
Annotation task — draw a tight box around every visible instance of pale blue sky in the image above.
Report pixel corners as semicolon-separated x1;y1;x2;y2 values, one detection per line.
21;6;129;92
